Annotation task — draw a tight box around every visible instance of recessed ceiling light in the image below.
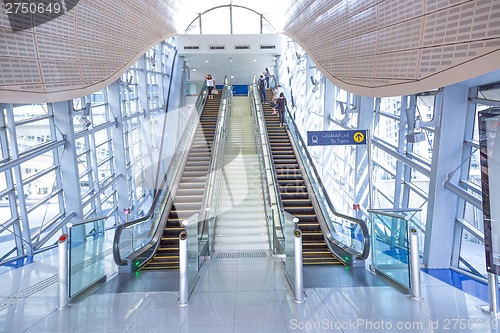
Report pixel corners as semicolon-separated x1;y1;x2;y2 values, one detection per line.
205;60;209;63
253;60;257;62
230;75;234;78
192;69;197;71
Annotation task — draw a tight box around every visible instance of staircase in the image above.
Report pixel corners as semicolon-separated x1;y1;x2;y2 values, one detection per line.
214;96;268;251
261;92;342;265
141;94;221;269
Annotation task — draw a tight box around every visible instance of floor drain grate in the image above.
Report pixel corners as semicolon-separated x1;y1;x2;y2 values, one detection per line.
215;251;268;259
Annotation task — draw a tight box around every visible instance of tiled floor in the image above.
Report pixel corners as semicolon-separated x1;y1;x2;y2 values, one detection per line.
1;251;499;333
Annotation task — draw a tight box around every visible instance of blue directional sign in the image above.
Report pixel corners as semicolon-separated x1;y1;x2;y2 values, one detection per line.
307;130;367;146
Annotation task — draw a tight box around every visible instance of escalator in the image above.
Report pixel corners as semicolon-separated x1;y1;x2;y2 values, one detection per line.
262;95;342;265
140;93;222;270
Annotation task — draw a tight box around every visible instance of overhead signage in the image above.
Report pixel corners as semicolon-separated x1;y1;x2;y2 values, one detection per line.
307;130;367;146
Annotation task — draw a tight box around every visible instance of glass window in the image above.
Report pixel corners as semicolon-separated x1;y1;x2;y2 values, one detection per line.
232;7;261;34
200;8;231;34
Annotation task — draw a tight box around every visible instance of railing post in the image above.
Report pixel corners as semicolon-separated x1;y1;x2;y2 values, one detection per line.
482;273;500;316
178;229;189;306
294;227;305;303
57;234;69;309
409;226;422;299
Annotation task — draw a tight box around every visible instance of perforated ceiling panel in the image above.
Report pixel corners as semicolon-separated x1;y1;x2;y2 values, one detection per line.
0;0;500;102
284;0;500;97
0;0;177;103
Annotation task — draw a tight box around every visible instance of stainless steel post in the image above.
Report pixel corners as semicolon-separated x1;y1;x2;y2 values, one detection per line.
409;226;422;299
178;230;189;306
57;234;69;309
294;227;305;303
482;273;499;316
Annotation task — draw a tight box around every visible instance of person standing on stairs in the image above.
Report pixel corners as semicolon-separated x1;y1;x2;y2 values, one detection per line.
263;68;271;88
272;83;285;115
205;74;216;99
258;75;267;103
276;92;287;127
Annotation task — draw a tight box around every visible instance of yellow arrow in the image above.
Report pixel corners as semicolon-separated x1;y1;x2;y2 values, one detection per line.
353;132;365;143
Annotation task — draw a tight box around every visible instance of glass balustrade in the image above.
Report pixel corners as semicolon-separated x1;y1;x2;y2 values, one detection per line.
370;209;421;291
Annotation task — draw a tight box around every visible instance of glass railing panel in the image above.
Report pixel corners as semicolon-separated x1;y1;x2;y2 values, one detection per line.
249;79;285;254
69;217;108;298
114;83;208;265
202;80;231;255
371;211;410;290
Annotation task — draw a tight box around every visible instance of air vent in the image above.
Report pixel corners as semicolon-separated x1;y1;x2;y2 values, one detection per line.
184;46;199;50
210;46;225;50
235;45;250;50
261;45;276;49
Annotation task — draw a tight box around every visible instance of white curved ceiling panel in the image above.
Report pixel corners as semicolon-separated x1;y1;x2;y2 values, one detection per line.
0;0;177;103
284;0;500;96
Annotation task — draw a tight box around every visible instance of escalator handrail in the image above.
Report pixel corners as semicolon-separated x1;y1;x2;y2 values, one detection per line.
113;81;209;266
283;105;370;260
249;78;286;252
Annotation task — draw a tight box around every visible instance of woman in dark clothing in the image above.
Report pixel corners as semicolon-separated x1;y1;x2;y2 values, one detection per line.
276;92;287;127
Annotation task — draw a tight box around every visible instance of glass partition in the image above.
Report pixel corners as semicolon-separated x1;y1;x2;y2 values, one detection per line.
114;83;208;266
248;80;285;254
200;78;231;255
478;108;500;275
69;217;108;298
371;210;412;291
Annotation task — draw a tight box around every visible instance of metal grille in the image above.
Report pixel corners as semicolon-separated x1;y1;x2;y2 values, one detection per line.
94;271;179;294
215;251;268;259
303;266;388;288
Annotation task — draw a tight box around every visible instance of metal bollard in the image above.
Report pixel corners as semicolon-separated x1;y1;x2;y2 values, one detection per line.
294;227;305;303
178;230;189;306
57;234;69;309
482;273;499;316
409;226;422;299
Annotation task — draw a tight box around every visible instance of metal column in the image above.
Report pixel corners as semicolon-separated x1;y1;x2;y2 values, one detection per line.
57;234;69;309
178;230;189;306
482;273;500;316
294;227;305;303
409;226;422;299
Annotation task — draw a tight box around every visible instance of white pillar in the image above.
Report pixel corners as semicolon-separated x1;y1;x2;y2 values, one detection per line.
423;84;469;267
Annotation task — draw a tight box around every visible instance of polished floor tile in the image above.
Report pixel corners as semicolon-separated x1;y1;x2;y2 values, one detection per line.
1;251;499;333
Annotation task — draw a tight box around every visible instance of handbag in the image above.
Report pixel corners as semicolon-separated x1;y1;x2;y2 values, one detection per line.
213;89;219;95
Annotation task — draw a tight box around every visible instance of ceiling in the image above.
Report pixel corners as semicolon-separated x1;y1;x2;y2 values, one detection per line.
0;0;499;103
177;33;283;85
